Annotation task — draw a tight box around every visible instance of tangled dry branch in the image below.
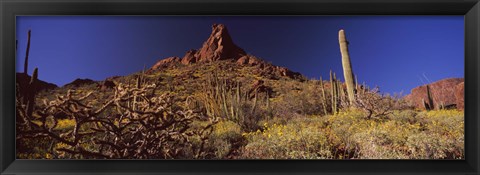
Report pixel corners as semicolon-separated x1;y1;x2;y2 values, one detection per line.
16;82;217;159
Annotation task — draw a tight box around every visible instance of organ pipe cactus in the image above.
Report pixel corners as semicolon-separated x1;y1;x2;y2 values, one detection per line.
330;70;338;114
338;29;356;106
319;77;328;115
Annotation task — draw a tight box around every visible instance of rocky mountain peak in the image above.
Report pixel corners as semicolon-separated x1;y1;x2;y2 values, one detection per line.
148;24;303;80
195;24;246;62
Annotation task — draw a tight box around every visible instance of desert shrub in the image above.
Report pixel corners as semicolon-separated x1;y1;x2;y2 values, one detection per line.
207;120;244;158
240;119;332;159
272;80;327;118
323;110;367;158
322;109;463;159
350;119;418;159
390;110;419;124
410;110;464;159
406;132;447;159
354;88;397;119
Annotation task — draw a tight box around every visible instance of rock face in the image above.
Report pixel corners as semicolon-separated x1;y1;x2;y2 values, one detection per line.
404;78;464;110
64;78;96;87
454;82;464;110
195;24;246;62
148;23;303;80
181;49;198;65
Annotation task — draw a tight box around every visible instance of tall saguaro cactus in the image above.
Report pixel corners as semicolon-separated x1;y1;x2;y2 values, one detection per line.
24;30;31;74
425;85;434;110
338;29;356;105
26;68;38;118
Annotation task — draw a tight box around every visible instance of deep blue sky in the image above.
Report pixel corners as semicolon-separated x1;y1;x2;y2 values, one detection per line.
16;16;464;95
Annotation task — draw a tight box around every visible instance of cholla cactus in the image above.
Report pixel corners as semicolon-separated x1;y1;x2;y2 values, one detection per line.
17;80;217;159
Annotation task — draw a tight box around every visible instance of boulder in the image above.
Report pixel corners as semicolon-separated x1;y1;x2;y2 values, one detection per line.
149;56;181;72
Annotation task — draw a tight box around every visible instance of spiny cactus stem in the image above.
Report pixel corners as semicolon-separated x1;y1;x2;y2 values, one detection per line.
338;29;356;106
24;30;31;74
251;90;258;114
426;85;434;110
319;77;327;115
26;67;38;118
330;70;338;114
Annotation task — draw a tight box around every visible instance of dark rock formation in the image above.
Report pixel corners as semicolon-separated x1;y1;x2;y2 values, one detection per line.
100;80;116;90
64;78;96;87
16;72;57;92
106;76;121;81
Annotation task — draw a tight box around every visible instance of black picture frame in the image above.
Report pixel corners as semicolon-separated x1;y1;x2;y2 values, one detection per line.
1;0;479;174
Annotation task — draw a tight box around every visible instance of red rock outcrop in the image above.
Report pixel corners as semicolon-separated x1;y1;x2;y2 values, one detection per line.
236;55;264;67
236;55;303;80
404;78;464;110
454;82;464;110
149;56;181;72
181;49;198;65
195;24;246;62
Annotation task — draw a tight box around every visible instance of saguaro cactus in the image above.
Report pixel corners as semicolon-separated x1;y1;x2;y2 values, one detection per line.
426;85;434;110
26;68;38;118
24;30;31;74
338;29;356;106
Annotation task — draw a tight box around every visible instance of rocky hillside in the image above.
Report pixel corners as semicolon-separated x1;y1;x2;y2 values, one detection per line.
35;24;309;110
29;23;464;113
